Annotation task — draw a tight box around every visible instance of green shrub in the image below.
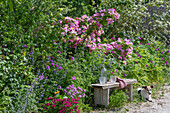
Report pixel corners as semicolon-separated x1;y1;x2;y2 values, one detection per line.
124;39;169;85
109;89;128;110
98;0;169;44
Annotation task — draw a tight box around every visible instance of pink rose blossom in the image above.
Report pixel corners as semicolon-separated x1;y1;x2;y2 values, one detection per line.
100;13;105;17
117;38;122;43
108;8;116;15
100;9;106;13
97;37;101;42
81;15;88;19
114;13;120;19
106;17;113;24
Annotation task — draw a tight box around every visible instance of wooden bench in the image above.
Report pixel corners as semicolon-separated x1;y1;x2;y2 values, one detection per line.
91;79;137;107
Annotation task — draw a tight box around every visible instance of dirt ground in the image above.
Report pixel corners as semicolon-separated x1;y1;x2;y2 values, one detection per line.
90;84;170;113
120;84;170;113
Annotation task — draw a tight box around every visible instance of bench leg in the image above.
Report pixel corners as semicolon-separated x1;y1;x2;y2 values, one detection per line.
94;88;110;107
127;84;133;101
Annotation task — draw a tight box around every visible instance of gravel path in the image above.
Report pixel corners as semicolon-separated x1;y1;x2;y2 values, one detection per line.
90;85;170;113
120;85;170;113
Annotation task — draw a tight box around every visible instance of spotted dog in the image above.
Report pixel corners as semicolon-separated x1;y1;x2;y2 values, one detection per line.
137;85;154;102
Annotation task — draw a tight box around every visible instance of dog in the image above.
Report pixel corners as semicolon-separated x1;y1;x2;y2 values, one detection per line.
137;85;154;102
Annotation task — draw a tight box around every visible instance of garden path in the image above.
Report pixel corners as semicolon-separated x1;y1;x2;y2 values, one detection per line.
120;84;170;113
90;84;170;113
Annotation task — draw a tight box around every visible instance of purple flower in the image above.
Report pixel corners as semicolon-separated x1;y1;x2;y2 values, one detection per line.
71;89;74;93
71;84;74;88
137;47;138;49
158;48;160;50
46;65;50;69
10;50;14;54
82;93;85;97
153;46;155;48
55;64;58;67
168;50;170;53
58;66;62;70
35;35;38;38
135;52;137;54
52;63;54;66
53;22;57;25
67;92;71;95
116;69;118;72
166;61;168;65
138;37;141;40
161;57;163;60
58;85;61;89
111;51;115;54
161;51;163;54
58;50;61;54
136;61;138;64
23;44;27;48
140;56;142;58
124;74;127;77
53;70;55;73
140;42;142;45
146;64;148;67
51;56;54;59
78;95;82;98
112;37;115;40
74;87;77;91
64;90;67;93
150;61;153;63
72;76;76;80
39;75;44;80
58;20;62;24
147;43;149;45
71;57;74;60
77;87;82;92
155;49;158;51
72;92;76;96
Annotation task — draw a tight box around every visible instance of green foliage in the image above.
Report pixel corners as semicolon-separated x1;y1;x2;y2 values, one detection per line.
62;0;98;17
124;39;169;85
109;89;128;110
98;0;169;44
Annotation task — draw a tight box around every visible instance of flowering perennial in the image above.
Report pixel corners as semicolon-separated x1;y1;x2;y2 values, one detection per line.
43;97;80;113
